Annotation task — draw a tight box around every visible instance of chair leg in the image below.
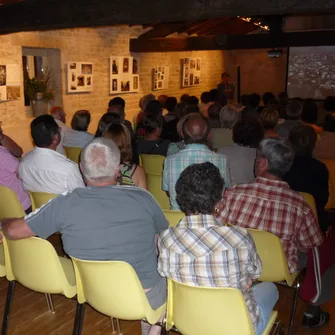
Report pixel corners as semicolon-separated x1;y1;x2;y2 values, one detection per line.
116;318;122;335
72;303;85;335
45;293;55;313
1;281;15;335
288;282;300;335
111;317;116;333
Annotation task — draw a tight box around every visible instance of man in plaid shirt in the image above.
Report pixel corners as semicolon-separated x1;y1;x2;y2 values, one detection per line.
216;138;329;328
158;162;278;335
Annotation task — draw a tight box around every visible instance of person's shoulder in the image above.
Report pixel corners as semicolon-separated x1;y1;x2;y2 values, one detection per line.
113;185;157;200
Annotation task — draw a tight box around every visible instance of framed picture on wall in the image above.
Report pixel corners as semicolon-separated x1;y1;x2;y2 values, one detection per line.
67;62;93;93
181;58;201;88
109;56;139;94
153;66;169;91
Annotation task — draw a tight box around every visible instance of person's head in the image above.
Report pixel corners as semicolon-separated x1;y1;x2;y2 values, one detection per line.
31;114;60;150
302;99;318;124
220;104;240;129
286;100;303;120
182;113;209;145
208;103;222;120
80;138;120;186
146;100;163;117
71;110;91;132
209;89;219;103
180;94;190;104
176;162;224;215
249;93;261;109
175;102;187;120
233;118;264;148
95;112;121;138
139;94;155;111
143;114;164;138
108;97;125;108
183;104;200;115
255;138;294;178
188;96;199;106
177;113;197;138
103;123;132;164
289;125;317;157
157;95;168;109
262;92;275;107
50;106;66;124
165;97;178;113
200;92;211;104
324;96;335;112
107;105;125;123
324;113;335;132
278;92;288;105
221;72;230;84
240;94;250;107
260;107;279;130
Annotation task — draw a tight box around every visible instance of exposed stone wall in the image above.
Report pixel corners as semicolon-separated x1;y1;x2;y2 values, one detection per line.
0;26;224;152
224;48;288;98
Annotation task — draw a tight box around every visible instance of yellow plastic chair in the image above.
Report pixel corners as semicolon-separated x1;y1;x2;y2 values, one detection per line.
248;228;301;335
30;191;57;211
140;154;170;209
166;278;280;335
71;258;166;335
163;210;185;227
0;185;26;279
64;146;82;164
1;236;76;335
319;159;335;209
300;192;318;219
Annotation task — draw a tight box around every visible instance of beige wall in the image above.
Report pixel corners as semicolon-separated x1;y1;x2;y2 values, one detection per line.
224;48;288;98
0;26;225;152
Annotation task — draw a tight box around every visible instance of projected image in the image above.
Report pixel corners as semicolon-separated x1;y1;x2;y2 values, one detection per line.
287;46;335;99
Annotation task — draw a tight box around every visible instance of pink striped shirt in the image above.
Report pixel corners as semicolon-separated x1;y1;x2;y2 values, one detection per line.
0;146;31;211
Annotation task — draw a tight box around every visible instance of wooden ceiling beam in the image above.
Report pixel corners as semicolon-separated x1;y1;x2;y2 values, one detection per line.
191;18;232;35
130;30;335;52
138;22;186;39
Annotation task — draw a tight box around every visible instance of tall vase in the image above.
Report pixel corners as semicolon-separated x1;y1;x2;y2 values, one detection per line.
31;92;48;117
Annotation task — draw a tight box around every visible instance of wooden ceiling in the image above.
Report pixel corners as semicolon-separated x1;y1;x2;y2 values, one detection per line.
0;0;334;35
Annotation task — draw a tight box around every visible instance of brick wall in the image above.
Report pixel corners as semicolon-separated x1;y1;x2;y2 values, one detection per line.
0;26;224;152
224;48;288;98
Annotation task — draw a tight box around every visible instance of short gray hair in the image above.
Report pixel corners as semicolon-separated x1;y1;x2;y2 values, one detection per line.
80;138;120;183
257;138;294;177
220;104;240;129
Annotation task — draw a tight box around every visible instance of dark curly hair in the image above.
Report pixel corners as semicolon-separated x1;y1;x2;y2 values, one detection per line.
233;118;264;148
176;162;224;215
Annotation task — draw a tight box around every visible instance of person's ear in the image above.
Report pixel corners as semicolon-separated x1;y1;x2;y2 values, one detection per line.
115;164;120;178
52;131;61;145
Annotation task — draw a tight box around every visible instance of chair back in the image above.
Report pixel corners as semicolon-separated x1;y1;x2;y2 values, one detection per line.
64;147;82;164
30;192;57;210
248;229;298;286
140;154;170;209
319;158;335;209
166;279;254;335
300;192;317;219
163;210;185;227
2;236;75;297
0;185;26;220
71;258;165;324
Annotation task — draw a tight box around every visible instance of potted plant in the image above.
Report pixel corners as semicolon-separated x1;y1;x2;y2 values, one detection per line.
24;69;55;116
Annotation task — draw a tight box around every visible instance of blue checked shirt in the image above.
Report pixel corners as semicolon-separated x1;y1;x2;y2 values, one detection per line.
162;144;231;210
157;214;262;330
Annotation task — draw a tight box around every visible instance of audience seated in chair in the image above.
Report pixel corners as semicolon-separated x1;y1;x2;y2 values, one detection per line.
18;115;84;194
314;113;335;160
158;162;278;335
260;107;279;138
163;113;231;210
0;124;31;214
136;100;162;139
284;125;329;233
103;123;147;189
199;91;213;117
63;110;94;148
302;99;322;134
1;137;168;335
218;118;263;185
163;97;178;123
108;98;134;137
216;138;332;329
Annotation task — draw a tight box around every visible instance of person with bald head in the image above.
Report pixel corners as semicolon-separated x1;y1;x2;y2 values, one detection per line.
163;113;231;210
50;106;73;155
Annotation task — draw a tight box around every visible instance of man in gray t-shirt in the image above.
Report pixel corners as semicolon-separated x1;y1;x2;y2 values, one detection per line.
0;138;168;315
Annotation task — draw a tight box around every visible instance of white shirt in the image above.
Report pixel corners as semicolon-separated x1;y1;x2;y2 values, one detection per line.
18;147;85;194
55;119;73;155
63;130;94;148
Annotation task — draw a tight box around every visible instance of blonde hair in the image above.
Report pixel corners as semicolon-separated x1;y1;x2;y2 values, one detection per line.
260;107;279;130
220;104;240;129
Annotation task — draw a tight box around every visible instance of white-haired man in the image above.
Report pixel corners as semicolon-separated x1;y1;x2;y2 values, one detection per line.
0;138;168;335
